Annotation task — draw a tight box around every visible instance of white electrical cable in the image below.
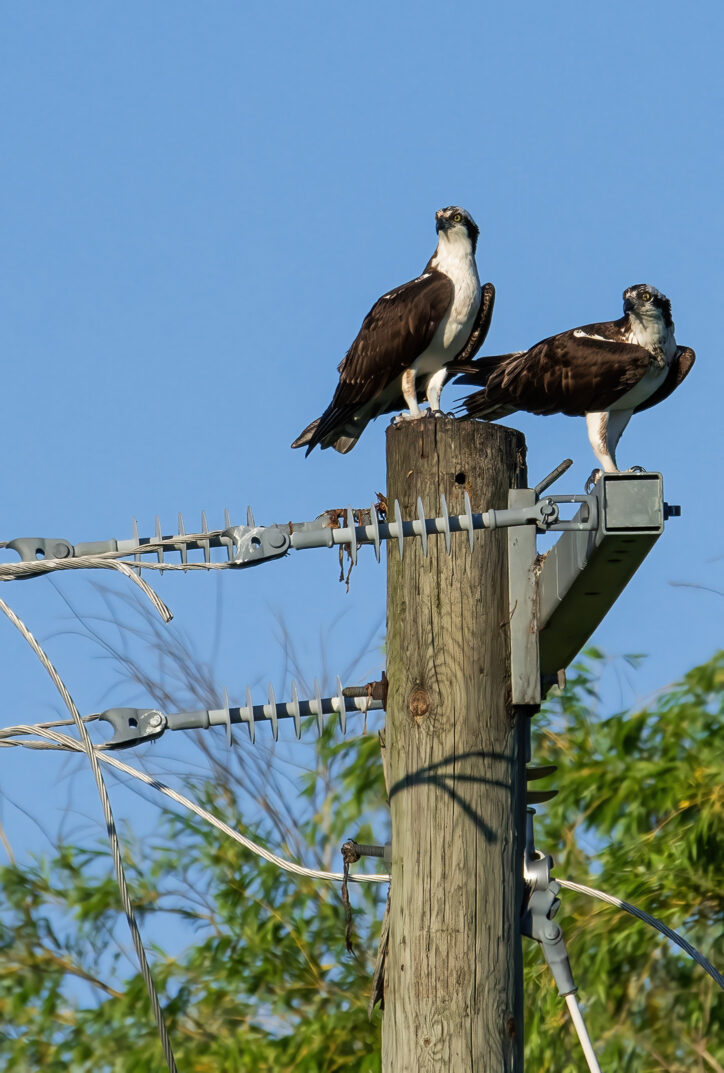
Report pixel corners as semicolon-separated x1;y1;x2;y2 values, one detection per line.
6;719;724;967
565;993;602;1073
3;723;722;983
0;724;389;885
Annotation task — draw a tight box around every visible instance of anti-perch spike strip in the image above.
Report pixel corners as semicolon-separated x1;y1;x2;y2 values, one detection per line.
347;506;357;566
440;493;451;555
464;490;474;551
154;516;164;568
177;513;188;567
335;675;347;735
314;677;324;737
222;687;232;748
370;501;381;562
205;680;384;744
268;682;279;741
290;679;301;738
201;511;211;563
245;684;255;744
132;517;140;562
417;497;428;557
394;499;404;560
101;681;388;749
50;481;590;577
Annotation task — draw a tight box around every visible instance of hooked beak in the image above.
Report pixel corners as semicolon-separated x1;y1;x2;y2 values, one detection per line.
623;296;635;314
436;213;450;234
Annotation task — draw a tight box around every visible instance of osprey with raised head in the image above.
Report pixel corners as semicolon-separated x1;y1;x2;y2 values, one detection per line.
456;284;695;478
292;206;494;455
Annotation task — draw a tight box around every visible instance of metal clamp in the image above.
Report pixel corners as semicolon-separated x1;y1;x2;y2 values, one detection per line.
521;807;576;996
521;882;577;997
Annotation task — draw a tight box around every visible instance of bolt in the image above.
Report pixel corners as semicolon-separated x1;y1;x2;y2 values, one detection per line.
147;712;163;729
543;923;560;941
51;542;71;559
267;530;288;550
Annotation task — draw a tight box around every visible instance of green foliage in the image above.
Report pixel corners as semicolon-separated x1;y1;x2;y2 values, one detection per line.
0;718;388;1072
527;649;724;1072
0;651;721;1071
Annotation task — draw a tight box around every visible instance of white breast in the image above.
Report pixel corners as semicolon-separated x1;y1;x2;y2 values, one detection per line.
608;317;677;411
414;233;481;374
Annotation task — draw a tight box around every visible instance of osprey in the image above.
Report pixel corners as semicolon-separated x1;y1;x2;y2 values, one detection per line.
292;206;495;455
456;284;695;477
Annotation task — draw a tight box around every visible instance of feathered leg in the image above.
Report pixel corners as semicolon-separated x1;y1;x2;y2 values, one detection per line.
393;368;424;423
585;410;634;474
425;367;448;415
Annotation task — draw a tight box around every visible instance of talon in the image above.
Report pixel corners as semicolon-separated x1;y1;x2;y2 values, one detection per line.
585;468;603;494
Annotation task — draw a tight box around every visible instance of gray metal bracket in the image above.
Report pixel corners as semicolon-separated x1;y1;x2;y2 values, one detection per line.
508;471;681;702
538;472;675;686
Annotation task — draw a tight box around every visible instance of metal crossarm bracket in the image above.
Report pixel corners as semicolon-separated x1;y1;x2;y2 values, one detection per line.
98;677;385;749
508;471;682;703
538;472;677;686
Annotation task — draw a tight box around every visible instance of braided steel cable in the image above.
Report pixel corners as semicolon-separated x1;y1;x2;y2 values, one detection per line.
557;878;724;991
0;555;172;619
0;597;179;1073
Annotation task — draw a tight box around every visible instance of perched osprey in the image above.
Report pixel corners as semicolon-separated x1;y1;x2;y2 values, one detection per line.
292;206;495;455
456;284;695;476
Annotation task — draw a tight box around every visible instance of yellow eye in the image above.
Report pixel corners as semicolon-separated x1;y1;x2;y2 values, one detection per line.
642;291;652;301
452;212;462;222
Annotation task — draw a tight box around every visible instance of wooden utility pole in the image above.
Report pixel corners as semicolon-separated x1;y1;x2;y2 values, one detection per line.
382;416;527;1073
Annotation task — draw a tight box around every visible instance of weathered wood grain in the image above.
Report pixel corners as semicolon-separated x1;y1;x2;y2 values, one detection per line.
382;416;527;1073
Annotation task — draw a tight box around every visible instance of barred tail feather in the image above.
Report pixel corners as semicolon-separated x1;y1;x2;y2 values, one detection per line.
291;417;320;450
454;352;522;384
291;416;361;455
332;434;360;454
461;390;518;421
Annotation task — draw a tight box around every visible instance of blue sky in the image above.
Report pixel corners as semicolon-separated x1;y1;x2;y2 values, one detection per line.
1;4;722;859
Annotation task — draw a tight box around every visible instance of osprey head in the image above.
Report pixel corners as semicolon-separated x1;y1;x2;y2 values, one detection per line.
435;206;479;253
623;284;674;329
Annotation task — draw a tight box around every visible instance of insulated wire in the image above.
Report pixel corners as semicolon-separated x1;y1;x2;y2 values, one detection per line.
3;722;722;994
0;597;179;1073
0;723;389;885
565;993;602;1073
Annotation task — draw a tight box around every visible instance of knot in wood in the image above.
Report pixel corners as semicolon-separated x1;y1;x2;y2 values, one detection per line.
408;686;430;724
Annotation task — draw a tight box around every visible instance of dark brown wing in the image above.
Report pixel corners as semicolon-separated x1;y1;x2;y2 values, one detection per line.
294;271;452;452
459;327;655;418
446;282;495;370
633;346;695;413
